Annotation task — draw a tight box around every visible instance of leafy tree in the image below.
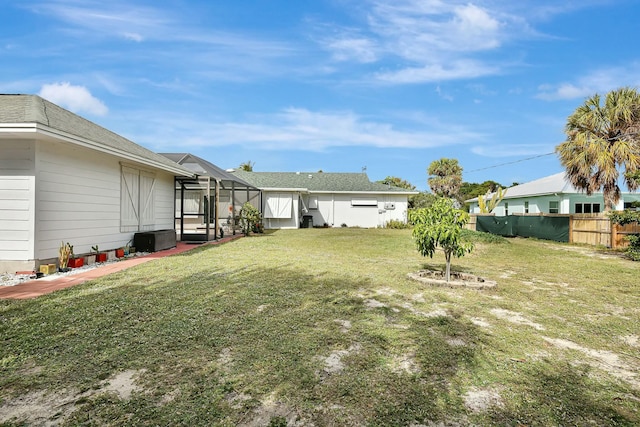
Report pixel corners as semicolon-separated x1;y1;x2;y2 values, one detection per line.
556;87;640;211
239;160;255;172
427;158;463;199
459;180;504;202
378;176;416;190
409;197;473;282
409;191;437;210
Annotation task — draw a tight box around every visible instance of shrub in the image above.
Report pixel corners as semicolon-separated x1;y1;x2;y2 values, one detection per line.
385;220;411;229
625;234;640;261
239;202;262;235
460;229;508;244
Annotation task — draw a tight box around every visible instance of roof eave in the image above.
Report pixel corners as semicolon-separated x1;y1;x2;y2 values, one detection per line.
2;123;194;177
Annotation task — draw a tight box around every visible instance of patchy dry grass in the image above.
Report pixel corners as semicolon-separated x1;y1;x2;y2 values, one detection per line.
0;228;639;426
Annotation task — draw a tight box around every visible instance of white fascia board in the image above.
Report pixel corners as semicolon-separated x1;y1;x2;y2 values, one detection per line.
2;123;194;177
262;187;309;192
309;190;418;195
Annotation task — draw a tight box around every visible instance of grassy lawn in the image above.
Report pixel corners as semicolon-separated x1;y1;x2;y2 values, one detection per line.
1;228;639;426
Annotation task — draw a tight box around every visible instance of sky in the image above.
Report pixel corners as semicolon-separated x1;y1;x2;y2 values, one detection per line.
2;0;640;191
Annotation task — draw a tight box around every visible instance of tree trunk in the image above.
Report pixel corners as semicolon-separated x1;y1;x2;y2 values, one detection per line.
445;251;451;282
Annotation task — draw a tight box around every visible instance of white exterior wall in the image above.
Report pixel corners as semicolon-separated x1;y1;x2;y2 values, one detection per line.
306;193;409;228
470;193;625;215
0;139;36;271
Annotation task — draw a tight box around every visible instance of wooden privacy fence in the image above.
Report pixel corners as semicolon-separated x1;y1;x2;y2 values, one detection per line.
468;213;640;249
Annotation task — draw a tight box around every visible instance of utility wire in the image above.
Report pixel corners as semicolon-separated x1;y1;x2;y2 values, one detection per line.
466;152;555;173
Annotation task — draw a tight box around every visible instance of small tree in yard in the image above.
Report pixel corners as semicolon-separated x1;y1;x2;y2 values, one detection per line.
409;197;473;282
239;202;262;235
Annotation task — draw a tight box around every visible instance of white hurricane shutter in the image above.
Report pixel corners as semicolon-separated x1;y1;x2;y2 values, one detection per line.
121;165;156;232
140;170;156;230
264;193;293;219
121;166;140;232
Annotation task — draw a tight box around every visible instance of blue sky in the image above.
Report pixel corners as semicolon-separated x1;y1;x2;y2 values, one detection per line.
2;0;640;191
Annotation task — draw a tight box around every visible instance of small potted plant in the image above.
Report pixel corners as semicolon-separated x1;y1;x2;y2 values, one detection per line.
93;245;107;263
58;241;72;272
67;243;84;268
115;247;125;258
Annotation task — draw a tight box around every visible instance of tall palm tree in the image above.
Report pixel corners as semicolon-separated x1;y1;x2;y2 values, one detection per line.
556;87;640;211
427;158;463;199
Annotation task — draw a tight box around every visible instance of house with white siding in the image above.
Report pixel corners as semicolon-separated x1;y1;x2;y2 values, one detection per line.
231;170;417;229
0;94;194;273
466;172;640;215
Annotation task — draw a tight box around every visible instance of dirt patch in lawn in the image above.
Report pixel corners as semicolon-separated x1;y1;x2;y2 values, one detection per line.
317;344;362;381
0;369;147;426
237;391;301;427
490;308;545;331
543;337;640;389
463;387;504;413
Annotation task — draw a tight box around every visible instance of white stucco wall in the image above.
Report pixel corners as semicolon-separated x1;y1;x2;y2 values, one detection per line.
0;139;36;271
303;193;409;228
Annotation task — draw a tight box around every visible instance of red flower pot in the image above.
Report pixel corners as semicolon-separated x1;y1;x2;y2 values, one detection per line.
68;258;84;268
96;253;107;263
116;249;125;258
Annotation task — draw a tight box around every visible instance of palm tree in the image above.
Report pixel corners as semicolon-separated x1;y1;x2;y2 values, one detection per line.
427;158;463;199
239;160;255;172
556;87;640;211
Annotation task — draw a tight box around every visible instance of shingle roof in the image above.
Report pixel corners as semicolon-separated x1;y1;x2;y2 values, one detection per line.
0;94;193;177
231;170;418;193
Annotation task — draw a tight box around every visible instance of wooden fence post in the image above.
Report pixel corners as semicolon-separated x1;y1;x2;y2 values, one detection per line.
568;215;573;243
611;221;618;249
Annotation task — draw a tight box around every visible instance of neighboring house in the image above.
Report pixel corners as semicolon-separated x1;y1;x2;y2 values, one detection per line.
160;153;260;241
231;170;417;229
466;172;640;215
0;94;194;273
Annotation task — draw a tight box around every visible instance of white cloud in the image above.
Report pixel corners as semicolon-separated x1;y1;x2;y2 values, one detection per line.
326;37;378;63
30;1;167;41
471;144;554;158
536;63;640;100
313;0;532;84
375;60;499;84
38;82;108;116
128;107;483;152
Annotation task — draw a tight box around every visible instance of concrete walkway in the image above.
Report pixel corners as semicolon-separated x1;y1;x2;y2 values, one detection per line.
0;235;243;300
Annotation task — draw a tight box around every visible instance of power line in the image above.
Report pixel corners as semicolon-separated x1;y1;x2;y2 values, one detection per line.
466;152;555;173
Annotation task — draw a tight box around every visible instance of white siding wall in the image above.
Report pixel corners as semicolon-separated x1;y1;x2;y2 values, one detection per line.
0;139;36;268
35;140;176;261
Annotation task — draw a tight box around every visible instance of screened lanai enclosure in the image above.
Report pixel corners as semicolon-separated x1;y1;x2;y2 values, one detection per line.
161;154;261;242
